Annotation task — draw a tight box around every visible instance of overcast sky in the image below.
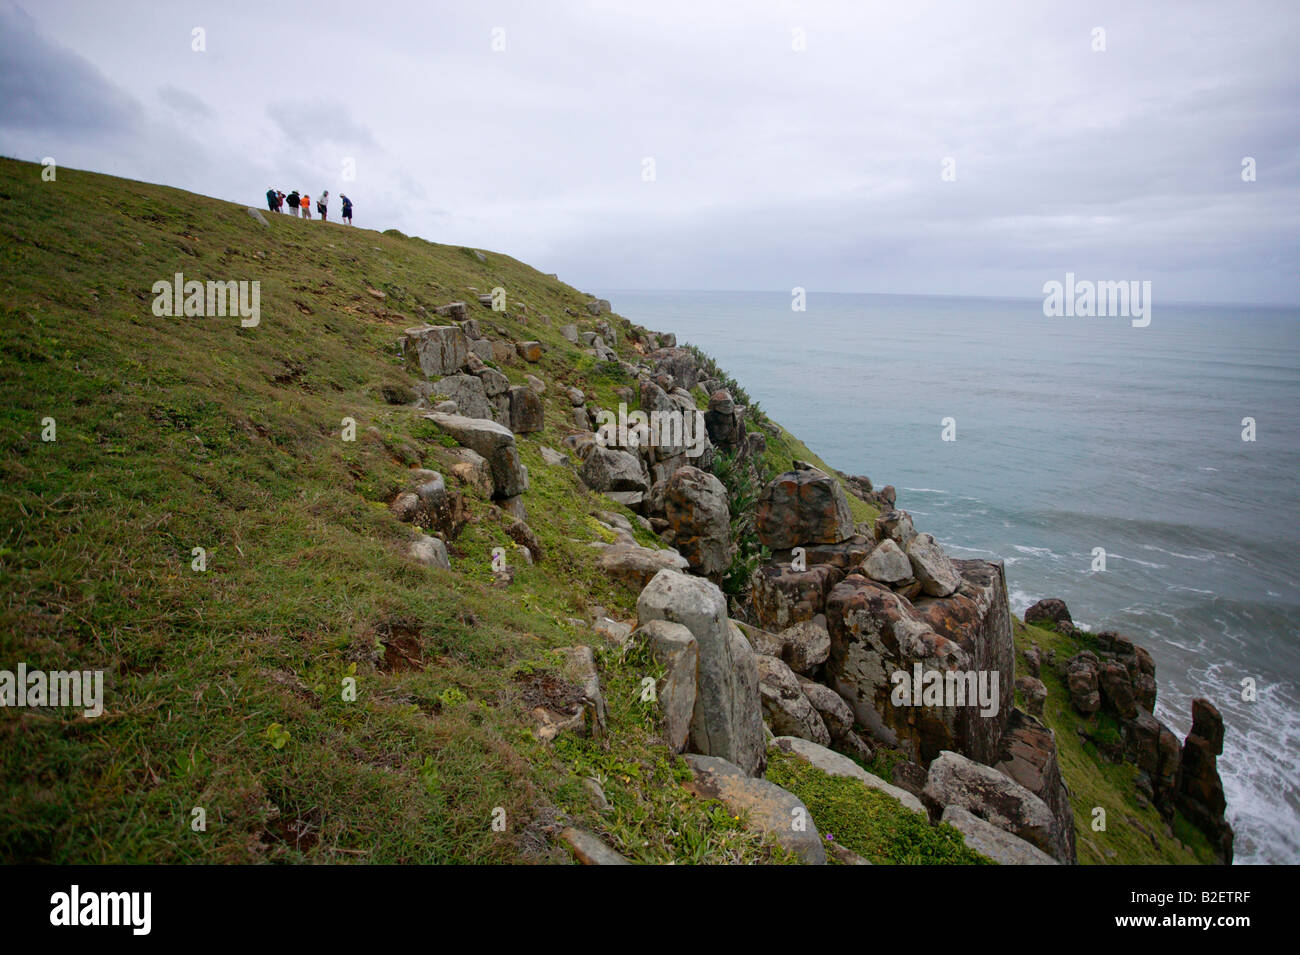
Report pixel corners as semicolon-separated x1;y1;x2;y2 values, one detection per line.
2;0;1297;303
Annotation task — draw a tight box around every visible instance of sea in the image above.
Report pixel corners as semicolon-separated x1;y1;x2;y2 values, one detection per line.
600;288;1300;866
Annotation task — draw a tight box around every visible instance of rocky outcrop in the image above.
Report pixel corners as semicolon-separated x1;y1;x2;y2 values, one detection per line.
755;467;854;549
1177;698;1233;864
636;570;765;776
824;559;1013;766
1024;597;1073;632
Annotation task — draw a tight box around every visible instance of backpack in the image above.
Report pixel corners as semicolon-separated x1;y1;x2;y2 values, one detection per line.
287;192;299;207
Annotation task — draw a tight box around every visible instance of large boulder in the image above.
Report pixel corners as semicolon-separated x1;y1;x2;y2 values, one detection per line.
755;655;831;745
756;468;854;549
683;755;824;864
941;806;1058;865
630;619;698;753
922;750;1057;857
636;571;765;776
580;445;648;493
1065;651;1102;715
1024;597;1073;631
596;542;690;589
507;384;545;434
663;466;731;578
873;509;917;549
648;347;699;391
751;563;843;632
906;533;961;597
424;412;528;499
778;615;831;674
404;324;469;377
862;539;913;585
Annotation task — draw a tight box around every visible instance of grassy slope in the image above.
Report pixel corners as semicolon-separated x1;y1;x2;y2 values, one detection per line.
0;158;1201;864
0;158;790;862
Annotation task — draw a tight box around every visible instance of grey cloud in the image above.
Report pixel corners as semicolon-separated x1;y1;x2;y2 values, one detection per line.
0;3;139;133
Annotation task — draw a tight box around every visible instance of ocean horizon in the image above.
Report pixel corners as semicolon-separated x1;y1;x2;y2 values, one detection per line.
601;287;1300;865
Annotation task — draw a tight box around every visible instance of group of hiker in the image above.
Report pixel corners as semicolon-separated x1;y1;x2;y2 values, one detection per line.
265;188;353;225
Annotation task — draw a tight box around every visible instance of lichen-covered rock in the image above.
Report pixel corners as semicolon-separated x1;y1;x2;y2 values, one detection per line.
873;509;917;549
433;373;492;421
922;750;1057;857
994;709;1076;863
507;384;544;434
424;412;528;500
629;619;698;753
862;538;913;585
755;468;854;549
1024;597;1074;631
777;615;831;674
906;533;961;597
755;654;830;745
636;570;765;776
751;563;843;632
404;324;469;377
663;466;731;578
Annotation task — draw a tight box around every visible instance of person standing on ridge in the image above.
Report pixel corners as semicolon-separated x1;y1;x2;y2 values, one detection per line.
276;190;286;212
286;189;300;216
340;194;353;225
301;192;311;219
265;187;278;212
317;190;329;222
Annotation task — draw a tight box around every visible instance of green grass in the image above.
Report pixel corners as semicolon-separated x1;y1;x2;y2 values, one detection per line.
765;748;990;864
